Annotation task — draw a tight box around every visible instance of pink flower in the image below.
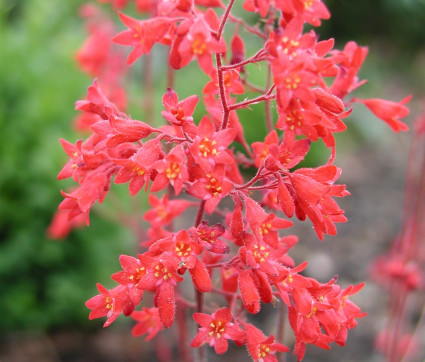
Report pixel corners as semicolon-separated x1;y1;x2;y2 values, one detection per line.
131;307;163;340
353;96;411;132
113;12;176;65
245;323;289;362
191;307;246;354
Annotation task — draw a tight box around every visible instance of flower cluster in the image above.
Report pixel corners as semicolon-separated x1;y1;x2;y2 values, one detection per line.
53;0;411;360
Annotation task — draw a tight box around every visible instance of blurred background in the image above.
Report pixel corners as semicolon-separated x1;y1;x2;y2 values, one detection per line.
1;0;425;360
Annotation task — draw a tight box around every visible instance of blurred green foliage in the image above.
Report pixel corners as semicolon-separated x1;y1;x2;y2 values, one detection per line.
0;0;423;335
319;0;425;51
0;0;135;333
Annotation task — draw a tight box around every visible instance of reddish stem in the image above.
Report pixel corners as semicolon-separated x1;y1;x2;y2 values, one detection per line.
264;64;273;132
214;0;236;131
194;199;207;362
176;294;193;362
246;181;278;191
406;142;425;259
229;91;276;111
183;129;194;143
235;165;265;190
240;136;254;158
242;78;267;93
276;301;287;362
390;286;408;362
175;295;197;310
211;287;240;299
216;53;231;130
205;263;227;269
217;0;236;40
220;49;269;71
195;200;206;228
399;302;425;362
228;13;266;39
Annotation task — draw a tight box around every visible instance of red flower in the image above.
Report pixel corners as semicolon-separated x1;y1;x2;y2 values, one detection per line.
190;116;236;172
191;307;246;354
59;172;110;225
353;96;410;132
161;88;199;134
114;139;162;196
176;12;226;73
294;0;330;27
113;12;176;65
289;165;349;239
333;283;367;345
190;221;230;254
75;80;121;119
266;18;315;59
137;254;183;328
244;195;293;249
85;283;126;327
243;0;271;17
272;0;330;26
149;230;211;292
203;69;245;96
370;255;422;291
245;323;289;362
47;209;85;239
144;194;191;227
329;41;369;99
57;137;108;182
252;130;279;168
104;111;158;148
220;267;239;302
252;130;310;170
272;262;310;306
111;255;147;289
275;90;348;148
239;234;286;276
131;307;163;340
150;144;189;195
230;31;245;66
238;269;261;314
75;21;112;77
273;57;322;111
187;164;234;214
287;278;366;360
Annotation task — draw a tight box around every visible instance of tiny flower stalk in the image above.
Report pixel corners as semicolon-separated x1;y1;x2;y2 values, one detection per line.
370;112;425;362
52;0;412;361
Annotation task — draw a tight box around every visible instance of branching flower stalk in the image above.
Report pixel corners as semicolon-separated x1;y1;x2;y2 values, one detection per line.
50;0;412;361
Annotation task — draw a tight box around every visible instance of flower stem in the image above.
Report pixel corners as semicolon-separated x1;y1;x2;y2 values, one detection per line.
276;301;287;362
195;200;206;228
399;301;425;362
216;53;230;131
228;91;276;111
176;289;193;362
217;0;235;40
195;288;207;362
214;0;235;131
264;63;273;133
194;200;207;362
